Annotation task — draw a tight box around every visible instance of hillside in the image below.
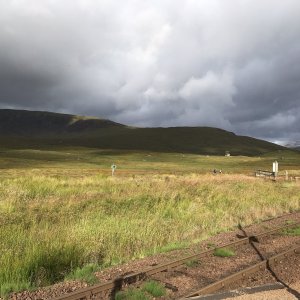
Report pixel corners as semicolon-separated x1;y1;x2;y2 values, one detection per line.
0;109;287;155
285;141;300;151
0;109;124;134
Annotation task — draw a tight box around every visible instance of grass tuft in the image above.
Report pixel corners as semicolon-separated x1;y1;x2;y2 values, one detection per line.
65;263;99;284
115;288;149;300
158;242;187;253
213;248;235;257
142;280;166;297
207;242;216;249
184;259;200;268
285;220;295;225
282;226;300;236
0;282;31;299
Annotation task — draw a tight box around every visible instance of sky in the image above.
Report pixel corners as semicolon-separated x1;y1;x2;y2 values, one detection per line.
0;0;300;144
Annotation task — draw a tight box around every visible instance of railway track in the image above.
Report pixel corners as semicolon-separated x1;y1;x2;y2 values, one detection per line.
52;216;300;300
182;245;300;299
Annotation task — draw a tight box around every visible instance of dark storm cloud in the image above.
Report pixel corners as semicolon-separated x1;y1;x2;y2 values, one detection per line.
0;0;300;142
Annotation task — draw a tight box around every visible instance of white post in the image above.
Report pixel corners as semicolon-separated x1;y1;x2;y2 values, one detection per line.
111;164;116;176
272;161;278;177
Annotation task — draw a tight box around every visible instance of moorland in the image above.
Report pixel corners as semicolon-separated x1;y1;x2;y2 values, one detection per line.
0;109;299;296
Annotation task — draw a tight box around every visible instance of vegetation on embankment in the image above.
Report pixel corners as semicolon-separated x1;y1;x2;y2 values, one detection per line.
0;148;299;296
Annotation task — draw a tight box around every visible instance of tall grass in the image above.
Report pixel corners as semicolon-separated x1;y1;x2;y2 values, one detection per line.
0;170;299;295
0;146;299;295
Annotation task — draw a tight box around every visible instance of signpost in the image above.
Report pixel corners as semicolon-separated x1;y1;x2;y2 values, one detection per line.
272;161;278;177
111;164;117;176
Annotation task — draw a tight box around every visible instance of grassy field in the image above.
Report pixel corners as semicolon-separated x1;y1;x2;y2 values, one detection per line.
0;147;299;296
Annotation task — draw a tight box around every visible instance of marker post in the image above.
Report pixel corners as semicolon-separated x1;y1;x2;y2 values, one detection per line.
111;164;117;176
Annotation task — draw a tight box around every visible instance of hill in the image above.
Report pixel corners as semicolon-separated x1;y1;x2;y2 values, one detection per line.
0;109;124;134
285;141;300;151
0;109;287;155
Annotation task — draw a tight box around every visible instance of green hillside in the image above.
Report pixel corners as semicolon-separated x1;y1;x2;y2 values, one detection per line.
0;109;287;155
0;109;124;134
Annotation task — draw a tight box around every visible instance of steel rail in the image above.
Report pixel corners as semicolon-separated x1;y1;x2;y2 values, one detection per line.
52;220;300;300
182;245;300;298
255;211;299;224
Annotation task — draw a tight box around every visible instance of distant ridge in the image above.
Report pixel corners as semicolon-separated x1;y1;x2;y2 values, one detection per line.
0;109;124;134
0;109;287;155
284;141;300;151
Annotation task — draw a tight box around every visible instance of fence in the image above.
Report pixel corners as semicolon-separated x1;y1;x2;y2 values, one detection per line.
255;170;275;178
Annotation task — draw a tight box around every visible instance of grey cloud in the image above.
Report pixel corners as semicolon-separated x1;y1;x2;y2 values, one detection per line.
0;0;300;142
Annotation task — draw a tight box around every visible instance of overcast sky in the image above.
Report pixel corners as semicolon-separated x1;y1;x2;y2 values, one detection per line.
0;0;300;143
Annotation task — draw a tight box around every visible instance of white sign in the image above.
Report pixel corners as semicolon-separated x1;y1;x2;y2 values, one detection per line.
272;161;278;174
111;164;117;176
